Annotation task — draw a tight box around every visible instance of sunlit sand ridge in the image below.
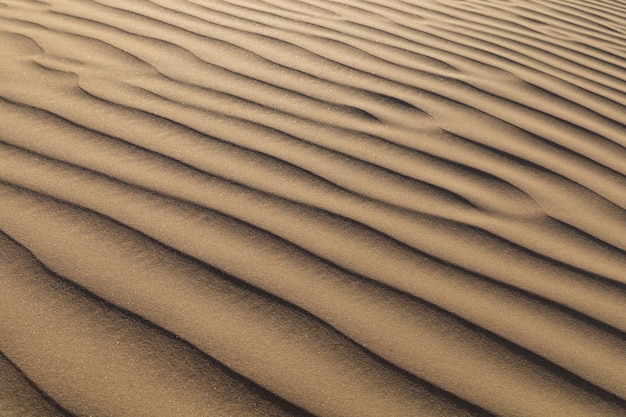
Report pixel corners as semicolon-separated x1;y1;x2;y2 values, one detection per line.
0;0;625;416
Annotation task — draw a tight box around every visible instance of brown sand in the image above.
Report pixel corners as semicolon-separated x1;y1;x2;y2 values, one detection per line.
0;0;625;416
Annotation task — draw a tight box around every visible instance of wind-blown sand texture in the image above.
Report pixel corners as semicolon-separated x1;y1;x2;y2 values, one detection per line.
0;0;625;415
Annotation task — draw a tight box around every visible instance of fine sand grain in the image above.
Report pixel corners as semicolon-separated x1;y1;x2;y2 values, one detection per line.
1;0;625;416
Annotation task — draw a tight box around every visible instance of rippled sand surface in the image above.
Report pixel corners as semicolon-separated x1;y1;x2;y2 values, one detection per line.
1;0;626;416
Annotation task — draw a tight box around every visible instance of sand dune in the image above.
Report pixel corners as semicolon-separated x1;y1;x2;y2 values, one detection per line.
0;0;625;416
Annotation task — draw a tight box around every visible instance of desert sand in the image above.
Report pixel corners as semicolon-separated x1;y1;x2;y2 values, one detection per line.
0;0;625;416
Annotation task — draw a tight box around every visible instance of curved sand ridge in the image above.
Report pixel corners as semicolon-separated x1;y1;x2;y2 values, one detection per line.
0;0;625;415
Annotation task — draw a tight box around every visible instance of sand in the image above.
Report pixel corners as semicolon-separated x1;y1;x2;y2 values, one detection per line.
0;0;625;416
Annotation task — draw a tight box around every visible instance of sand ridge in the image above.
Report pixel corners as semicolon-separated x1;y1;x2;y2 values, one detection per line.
0;0;625;416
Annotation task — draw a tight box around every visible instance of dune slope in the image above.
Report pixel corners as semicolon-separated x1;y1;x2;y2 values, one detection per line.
0;0;625;416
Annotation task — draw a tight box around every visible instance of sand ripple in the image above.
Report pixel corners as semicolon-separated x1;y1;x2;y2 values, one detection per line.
1;0;625;416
